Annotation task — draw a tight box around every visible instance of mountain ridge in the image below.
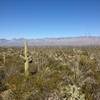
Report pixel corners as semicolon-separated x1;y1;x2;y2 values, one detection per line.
0;36;100;47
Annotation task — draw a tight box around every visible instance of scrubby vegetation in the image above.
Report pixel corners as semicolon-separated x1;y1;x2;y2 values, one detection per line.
0;46;100;100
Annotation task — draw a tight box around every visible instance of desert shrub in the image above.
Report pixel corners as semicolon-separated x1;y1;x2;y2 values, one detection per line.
0;69;7;93
0;69;5;81
4;71;61;100
0;47;100;100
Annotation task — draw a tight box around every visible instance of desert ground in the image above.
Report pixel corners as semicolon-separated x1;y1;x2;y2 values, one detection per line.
0;46;100;100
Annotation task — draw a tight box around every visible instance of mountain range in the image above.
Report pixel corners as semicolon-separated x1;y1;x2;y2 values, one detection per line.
0;36;100;47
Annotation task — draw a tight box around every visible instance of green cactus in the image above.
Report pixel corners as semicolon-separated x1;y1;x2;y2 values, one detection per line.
3;52;6;66
61;84;85;100
20;40;32;79
24;40;29;78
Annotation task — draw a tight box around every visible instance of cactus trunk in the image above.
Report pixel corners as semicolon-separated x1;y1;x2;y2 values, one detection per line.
24;40;29;78
3;52;6;66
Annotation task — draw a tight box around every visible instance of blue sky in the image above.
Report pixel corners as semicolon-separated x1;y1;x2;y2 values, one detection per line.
0;0;100;39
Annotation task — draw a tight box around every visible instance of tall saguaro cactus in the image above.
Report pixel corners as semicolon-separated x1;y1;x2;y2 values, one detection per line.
24;40;29;78
3;52;6;66
20;40;32;79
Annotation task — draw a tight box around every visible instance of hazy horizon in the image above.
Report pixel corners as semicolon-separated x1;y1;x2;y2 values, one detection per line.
0;35;100;40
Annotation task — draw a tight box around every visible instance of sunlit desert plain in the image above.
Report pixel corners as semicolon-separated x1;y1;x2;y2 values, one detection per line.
0;45;100;100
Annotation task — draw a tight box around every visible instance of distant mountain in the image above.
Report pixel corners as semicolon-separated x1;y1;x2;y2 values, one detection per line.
0;36;100;47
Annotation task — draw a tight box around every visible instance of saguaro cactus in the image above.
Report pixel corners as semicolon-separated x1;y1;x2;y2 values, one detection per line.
3;52;6;66
20;40;32;79
24;40;29;78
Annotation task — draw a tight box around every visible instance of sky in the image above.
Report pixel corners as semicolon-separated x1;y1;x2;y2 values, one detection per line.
0;0;100;39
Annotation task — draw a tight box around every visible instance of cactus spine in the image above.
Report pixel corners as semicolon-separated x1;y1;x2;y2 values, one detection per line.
24;40;29;78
